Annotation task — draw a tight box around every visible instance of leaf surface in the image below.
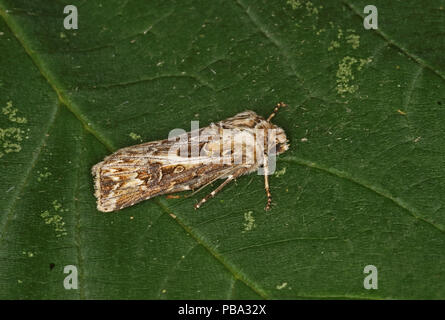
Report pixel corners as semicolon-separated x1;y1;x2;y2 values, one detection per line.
0;0;444;299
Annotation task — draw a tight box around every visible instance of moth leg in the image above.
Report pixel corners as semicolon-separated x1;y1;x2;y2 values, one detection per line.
266;102;288;122
194;167;247;209
263;153;272;211
186;168;233;198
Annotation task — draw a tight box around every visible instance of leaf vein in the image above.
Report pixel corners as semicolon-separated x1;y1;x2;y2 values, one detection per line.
0;102;59;247
342;0;445;81
280;156;445;234
0;5;116;153
155;198;270;299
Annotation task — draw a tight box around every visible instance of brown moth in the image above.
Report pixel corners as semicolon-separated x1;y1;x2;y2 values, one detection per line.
92;103;289;212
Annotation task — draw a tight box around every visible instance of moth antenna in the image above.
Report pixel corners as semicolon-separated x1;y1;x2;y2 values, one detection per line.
267;102;288;122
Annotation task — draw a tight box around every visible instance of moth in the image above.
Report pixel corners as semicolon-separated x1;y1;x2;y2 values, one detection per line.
92;102;289;212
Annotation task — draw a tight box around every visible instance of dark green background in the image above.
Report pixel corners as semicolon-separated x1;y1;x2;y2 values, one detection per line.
0;0;444;299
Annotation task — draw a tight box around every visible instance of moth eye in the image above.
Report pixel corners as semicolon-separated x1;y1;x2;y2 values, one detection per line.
174;165;185;173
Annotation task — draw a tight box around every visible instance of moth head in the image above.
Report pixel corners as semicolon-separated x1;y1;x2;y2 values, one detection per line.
269;124;289;155
222;110;289;155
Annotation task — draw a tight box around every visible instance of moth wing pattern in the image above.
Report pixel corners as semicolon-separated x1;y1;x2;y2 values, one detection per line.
92;128;237;212
93;161;236;212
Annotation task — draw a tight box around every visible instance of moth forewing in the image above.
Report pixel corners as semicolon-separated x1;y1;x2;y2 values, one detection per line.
167;128;189;161
92;102;289;212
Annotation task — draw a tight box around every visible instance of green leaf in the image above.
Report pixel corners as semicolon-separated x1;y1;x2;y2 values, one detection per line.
1;0;444;299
